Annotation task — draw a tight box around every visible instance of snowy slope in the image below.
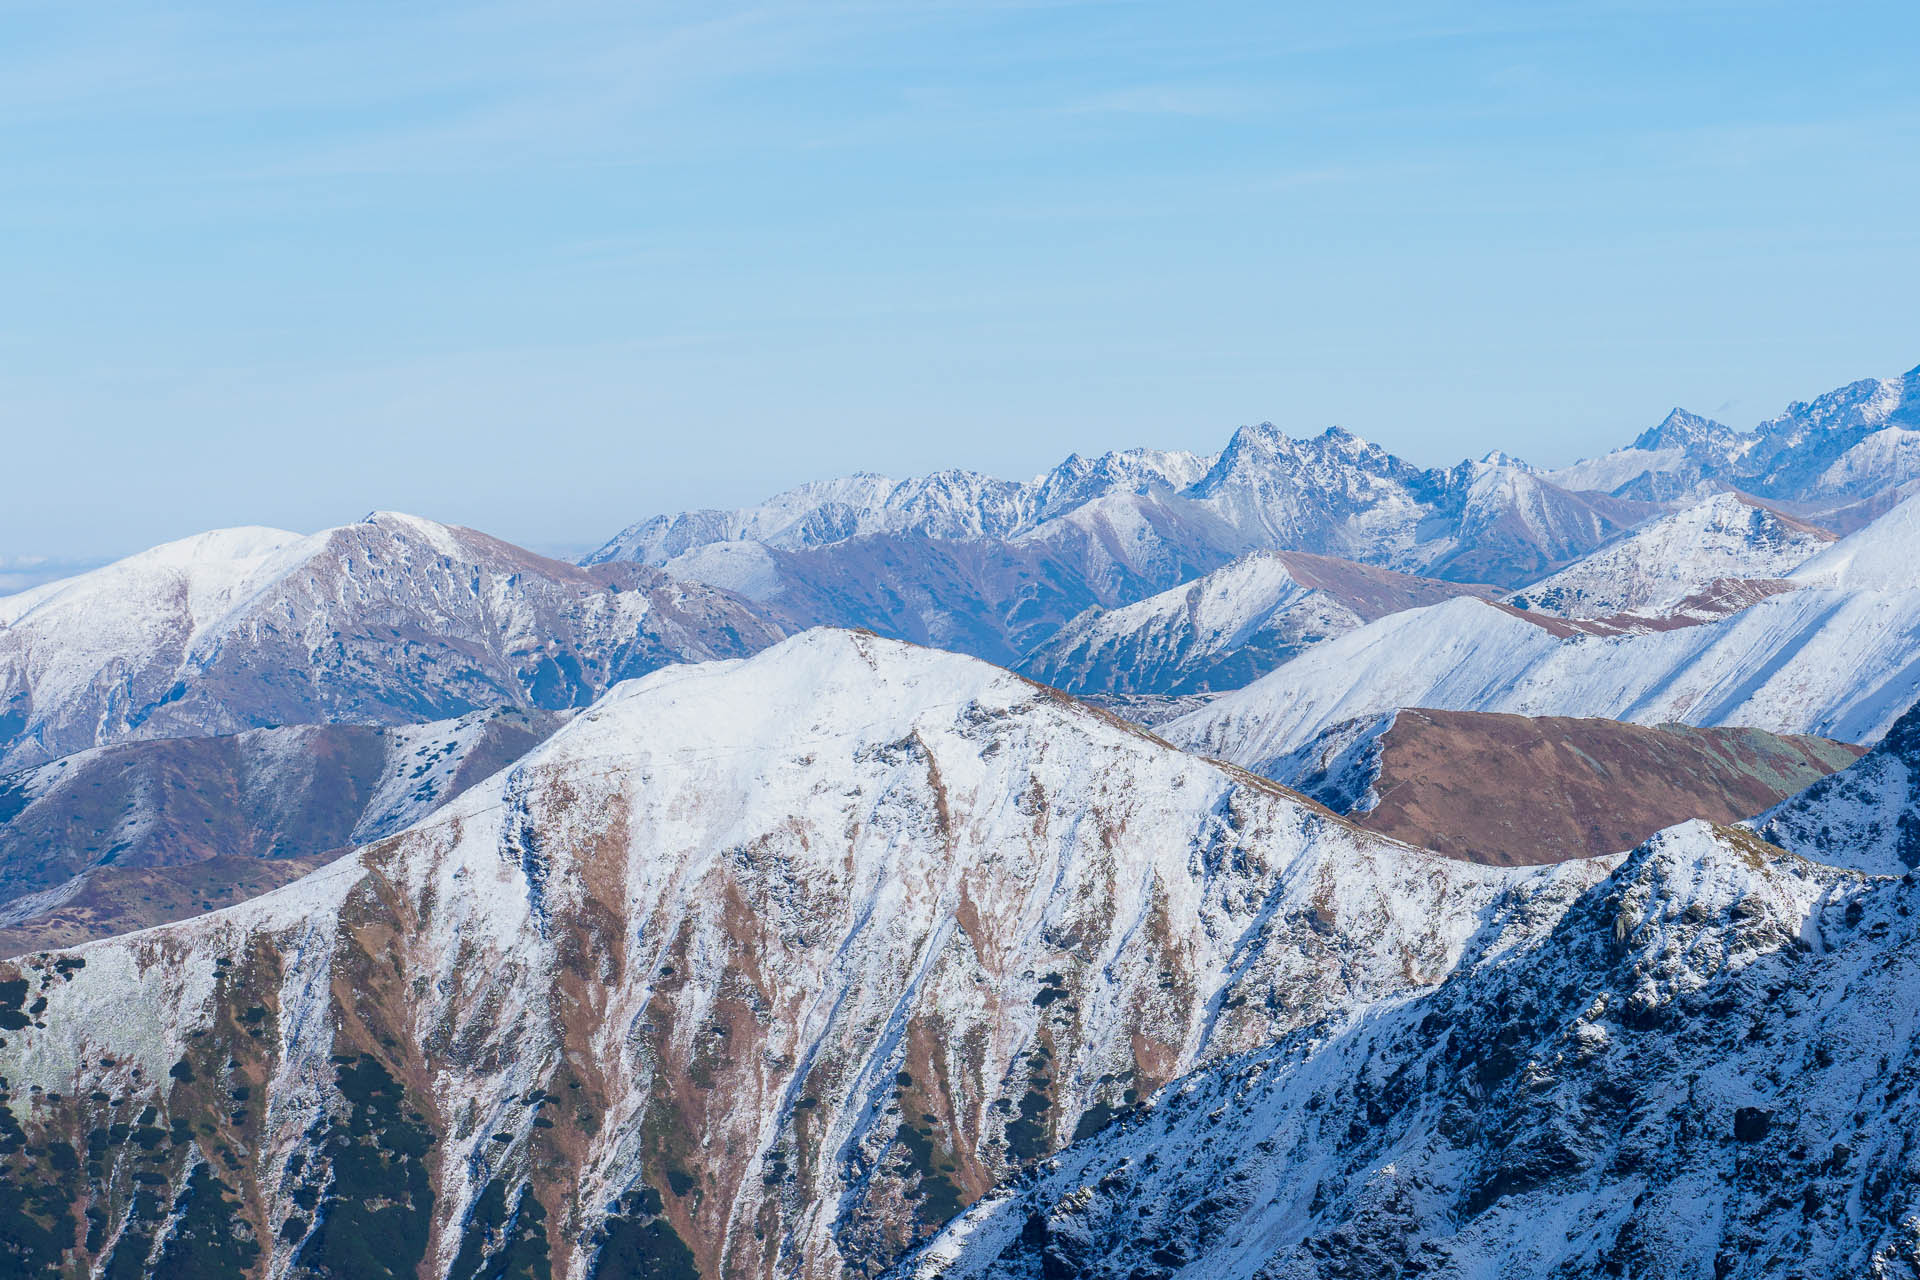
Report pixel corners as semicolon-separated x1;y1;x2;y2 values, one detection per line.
1169;493;1920;773
1018;550;1492;696
0;512;785;769
1504;491;1832;619
0;630;1536;1280
1169;586;1920;771
910;819;1920;1280
1784;488;1920;589
1753;699;1920;874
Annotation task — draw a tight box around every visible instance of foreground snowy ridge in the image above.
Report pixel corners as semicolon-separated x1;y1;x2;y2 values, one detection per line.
904;818;1920;1279
0;630;1544;1280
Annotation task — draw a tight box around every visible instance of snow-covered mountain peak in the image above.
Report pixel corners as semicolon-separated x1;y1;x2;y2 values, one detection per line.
1757;370;1915;446
0;514;784;769
353;508;469;553
1017;550;1497;699
0;621;1543;1279
1504;490;1832;619
561;627;1063;762
0;524;313;628
1193;422;1411;488
1631;406;1742;454
1030;447;1211;519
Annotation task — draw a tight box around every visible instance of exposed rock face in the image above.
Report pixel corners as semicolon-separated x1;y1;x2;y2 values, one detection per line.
1503;491;1832;619
0;631;1533;1280
1273;708;1863;865
908;821;1920;1279
1018;551;1495;697
0;708;559;952
1754;699;1920;873
0;513;786;770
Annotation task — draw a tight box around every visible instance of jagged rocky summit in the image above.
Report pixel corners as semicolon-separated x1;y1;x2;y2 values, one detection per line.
908;815;1920;1278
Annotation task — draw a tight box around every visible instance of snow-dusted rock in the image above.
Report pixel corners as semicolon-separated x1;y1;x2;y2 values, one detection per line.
1753;699;1920;874
1019;550;1492;696
0;512;785;770
908;819;1920;1279
1505;491;1831;619
0;631;1532;1280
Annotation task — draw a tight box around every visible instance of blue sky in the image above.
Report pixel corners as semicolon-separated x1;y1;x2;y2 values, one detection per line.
4;0;1918;561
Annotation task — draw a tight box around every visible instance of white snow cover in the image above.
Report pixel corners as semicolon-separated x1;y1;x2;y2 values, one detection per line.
1751;702;1920;875
1166;578;1920;773
1504;491;1831;618
911;819;1914;1279
1;629;1546;1280
1787;490;1920;590
0;511;780;769
1540;445;1691;494
0;525;317;671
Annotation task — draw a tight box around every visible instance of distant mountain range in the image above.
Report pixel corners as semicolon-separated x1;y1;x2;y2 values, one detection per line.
575;362;1920;691
1;362;1920;1280
0;512;783;771
1542;363;1920;512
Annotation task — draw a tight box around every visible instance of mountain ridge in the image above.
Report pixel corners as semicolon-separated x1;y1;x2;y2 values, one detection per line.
0;512;785;770
0;630;1540;1280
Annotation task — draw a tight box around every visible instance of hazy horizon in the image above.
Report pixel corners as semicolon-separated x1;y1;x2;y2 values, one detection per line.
7;0;1919;561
